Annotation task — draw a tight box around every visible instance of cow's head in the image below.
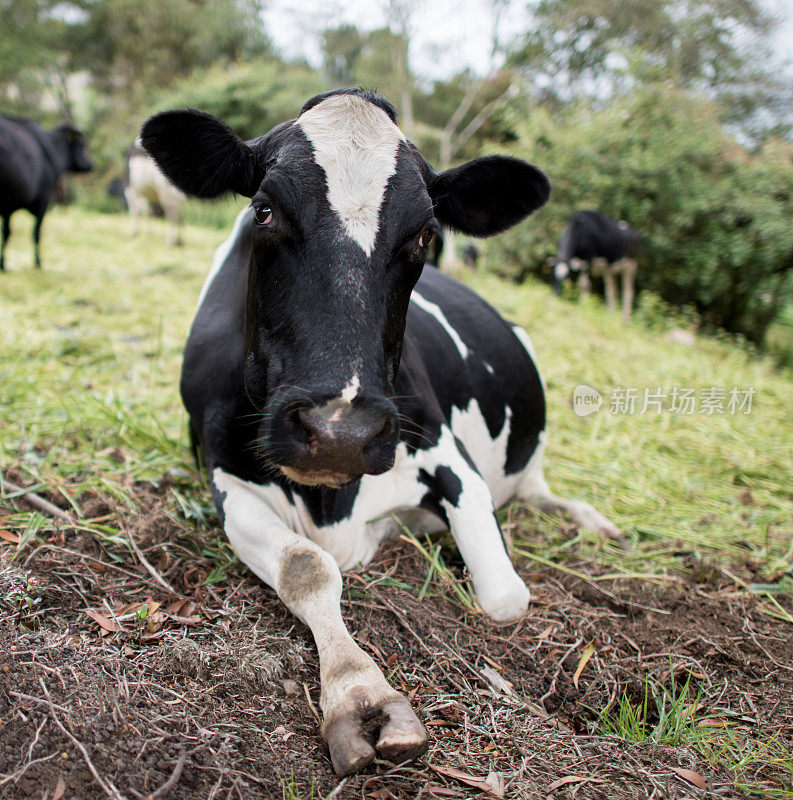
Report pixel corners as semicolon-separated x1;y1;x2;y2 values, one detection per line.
53;125;93;173
141;90;549;488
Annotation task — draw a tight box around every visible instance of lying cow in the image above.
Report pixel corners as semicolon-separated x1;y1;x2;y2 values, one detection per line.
0;116;92;270
125;140;186;245
552;210;640;320
141;89;618;777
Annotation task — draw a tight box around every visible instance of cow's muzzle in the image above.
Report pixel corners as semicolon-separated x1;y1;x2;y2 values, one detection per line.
265;393;399;487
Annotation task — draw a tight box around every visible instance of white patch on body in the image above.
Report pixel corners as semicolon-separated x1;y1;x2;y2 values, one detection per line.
297;95;405;256
196;206;250;311
554;261;570;281
411;290;470;359
126;142;186;246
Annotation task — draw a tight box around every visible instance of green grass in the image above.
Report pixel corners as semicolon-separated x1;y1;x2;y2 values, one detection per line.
466;272;793;593
2;207;792;588
2;206;792;796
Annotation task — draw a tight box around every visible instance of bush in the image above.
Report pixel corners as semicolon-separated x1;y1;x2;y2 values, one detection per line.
487;85;793;345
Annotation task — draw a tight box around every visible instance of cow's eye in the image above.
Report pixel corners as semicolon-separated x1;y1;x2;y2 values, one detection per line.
253;205;273;225
419;228;434;248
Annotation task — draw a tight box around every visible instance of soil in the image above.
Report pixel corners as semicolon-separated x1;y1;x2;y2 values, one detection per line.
1;483;791;800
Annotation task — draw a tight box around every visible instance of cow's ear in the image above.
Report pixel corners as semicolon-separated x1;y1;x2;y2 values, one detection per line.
428;155;550;237
140;109;263;198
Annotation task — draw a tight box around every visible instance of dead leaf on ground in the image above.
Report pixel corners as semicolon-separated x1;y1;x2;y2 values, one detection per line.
52;776;67;800
739;488;755;505
672;767;708;790
430;765;505;798
84;610;121;633
573;641;596;689
547;775;605;792
0;529;20;544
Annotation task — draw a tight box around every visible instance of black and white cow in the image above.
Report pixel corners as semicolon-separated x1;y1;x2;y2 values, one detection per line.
552;210;640;320
0;116;93;270
124;140;186;245
141;89;617;777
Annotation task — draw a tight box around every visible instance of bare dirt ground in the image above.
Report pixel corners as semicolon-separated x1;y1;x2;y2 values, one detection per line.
1;484;791;800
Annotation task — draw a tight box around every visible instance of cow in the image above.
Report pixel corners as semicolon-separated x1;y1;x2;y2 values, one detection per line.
552;210;640;320
141;89;618;777
125;140;186;245
0;116;93;270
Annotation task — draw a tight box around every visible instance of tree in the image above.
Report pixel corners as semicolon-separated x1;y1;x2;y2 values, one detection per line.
511;0;788;137
0;0;72;117
487;84;793;344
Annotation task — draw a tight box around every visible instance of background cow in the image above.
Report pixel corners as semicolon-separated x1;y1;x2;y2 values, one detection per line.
0;116;93;270
552;210;640;320
125;140;186;245
142;89;618;777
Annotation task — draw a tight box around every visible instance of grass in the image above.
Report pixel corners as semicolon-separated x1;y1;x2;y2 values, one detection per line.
464;272;793;589
1;206;793;796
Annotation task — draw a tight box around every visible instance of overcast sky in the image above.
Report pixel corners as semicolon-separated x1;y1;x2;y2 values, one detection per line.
263;0;793;83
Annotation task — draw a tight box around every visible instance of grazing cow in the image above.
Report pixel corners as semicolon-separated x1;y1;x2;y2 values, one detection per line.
141;89;618;777
552;210;640;320
0;116;92;270
125;140;186;245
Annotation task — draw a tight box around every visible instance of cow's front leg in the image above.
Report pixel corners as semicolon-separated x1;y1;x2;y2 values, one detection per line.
211;468;427;776
419;439;529;622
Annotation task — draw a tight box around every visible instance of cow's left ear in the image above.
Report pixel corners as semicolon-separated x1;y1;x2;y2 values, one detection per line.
140;109;264;198
428;155;550;237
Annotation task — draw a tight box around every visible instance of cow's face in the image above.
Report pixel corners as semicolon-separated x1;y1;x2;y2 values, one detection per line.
55;126;93;173
142;90;549;488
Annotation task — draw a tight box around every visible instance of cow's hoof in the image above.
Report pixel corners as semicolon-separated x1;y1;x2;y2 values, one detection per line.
323;691;428;777
478;573;530;622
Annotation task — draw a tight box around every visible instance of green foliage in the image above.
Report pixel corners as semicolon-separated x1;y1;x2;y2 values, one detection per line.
148;59;324;141
510;0;785;137
0;0;73;117
487;84;793;344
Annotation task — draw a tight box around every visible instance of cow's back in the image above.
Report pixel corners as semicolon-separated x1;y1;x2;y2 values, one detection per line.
400;267;546;480
0;117;49;212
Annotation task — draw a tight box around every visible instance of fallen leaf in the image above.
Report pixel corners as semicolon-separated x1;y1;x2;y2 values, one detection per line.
430;766;505;797
739;488;755;505
547;775;604;792
52;776;67;800
573;642;596;689
84;610;121;633
672;768;708;790
0;530;20;544
481;666;514;696
537;624;554;640
426;786;462;798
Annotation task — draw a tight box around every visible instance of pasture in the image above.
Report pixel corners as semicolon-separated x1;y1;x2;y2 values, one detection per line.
1;207;792;799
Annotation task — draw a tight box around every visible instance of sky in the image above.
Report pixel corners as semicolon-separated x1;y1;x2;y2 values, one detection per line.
262;0;793;83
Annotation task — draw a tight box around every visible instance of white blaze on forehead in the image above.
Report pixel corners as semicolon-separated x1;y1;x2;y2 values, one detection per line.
297;95;405;256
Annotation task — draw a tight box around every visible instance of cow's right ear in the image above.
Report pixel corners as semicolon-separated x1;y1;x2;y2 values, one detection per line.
140;109;263;198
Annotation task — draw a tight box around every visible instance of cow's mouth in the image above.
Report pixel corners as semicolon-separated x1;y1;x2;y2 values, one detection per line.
279;466;359;489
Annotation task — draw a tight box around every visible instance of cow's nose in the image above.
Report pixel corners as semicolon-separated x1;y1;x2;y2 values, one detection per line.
295;402;392;474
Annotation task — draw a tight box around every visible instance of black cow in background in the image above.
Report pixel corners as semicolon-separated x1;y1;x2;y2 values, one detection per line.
552;210;640;320
0;116;93;270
